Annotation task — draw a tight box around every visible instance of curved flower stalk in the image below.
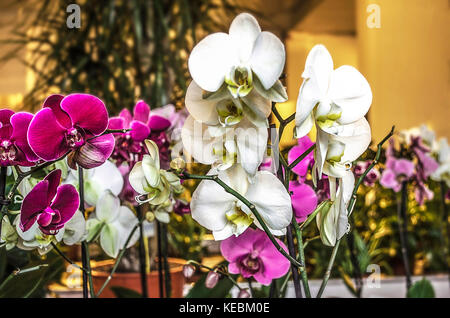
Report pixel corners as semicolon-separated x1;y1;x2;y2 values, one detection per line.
108;100;171;165
190;164;292;240
28;94;114;169
64;159;124;206
220;227;290;285
129;139;183;207
188;13;286;102
86;191;139;258
295;44;372;139
19;169;79;235
181;116;268;176
0;109;39;167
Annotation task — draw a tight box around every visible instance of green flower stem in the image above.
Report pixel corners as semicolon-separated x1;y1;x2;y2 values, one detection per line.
180;172;304;269
316;126;395;298
288;145;315;170
95;219;143;297
303;235;320;248
136;205;148;298
291;218;311;298
299;200;330;231
156;220;165;297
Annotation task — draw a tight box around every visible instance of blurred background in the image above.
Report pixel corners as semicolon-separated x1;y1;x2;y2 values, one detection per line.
0;0;448;298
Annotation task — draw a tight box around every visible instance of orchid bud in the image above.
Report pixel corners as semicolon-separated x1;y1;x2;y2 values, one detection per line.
205;271;220;289
238;289;251;298
170;157;185;171
145;211;155;222
182;264;196;279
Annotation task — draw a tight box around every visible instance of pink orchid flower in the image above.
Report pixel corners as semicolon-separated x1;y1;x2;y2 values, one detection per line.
28;94;114;169
108;100;171;165
289;181;318;223
380;157;415;192
288;135;315;181
220;228;290;285
0;109;39;166
20;169;79;235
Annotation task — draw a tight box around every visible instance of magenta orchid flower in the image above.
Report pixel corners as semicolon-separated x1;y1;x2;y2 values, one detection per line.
0;109;39;166
289;181;318;223
220;228;290;285
288;135;315;181
108;100;171;165
20;169;79;235
380;158;415;192
28;94;114;169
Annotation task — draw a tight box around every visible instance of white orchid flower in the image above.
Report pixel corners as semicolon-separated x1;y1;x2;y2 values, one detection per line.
14;215;64;255
295;44;372;138
181;115;268;177
190;164;292;240
86;191;139;258
316;170;355;246
431;138;450;187
314;118;371;184
64;159;124;206
188;13;286;101
129;139;183;205
186;80;272;128
63;210;87;245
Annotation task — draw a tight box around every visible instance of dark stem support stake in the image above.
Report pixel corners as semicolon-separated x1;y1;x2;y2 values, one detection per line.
286;225;302;298
0;167;7;238
397;180;412;291
346;231;363;297
156;220;164;298
162;223;172;298
137;205;148;298
78;167;89;298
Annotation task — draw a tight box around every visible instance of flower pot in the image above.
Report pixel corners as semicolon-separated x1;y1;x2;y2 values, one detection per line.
91;258;186;298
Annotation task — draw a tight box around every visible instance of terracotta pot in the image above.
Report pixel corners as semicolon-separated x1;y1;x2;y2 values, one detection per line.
91;258;186;298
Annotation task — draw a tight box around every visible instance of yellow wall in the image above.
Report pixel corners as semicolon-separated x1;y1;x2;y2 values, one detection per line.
356;0;450;140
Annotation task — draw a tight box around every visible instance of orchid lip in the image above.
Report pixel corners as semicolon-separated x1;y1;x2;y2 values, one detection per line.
65;127;85;148
0;139;17;164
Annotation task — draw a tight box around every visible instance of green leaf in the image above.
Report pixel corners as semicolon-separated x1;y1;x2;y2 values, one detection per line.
110;286;142;298
407;278;435;298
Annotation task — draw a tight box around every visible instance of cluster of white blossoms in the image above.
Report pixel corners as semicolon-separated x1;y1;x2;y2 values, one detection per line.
295;45;372;246
183;13;373;246
181;13;293;240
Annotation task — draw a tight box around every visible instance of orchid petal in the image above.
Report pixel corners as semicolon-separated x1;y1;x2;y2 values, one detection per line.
133;100;150;123
244;171;292;232
60;93;108;135
229;13;261;63
188;32;236;92
100;224;120;258
43;94;72;128
73;134;115;169
130;120;150;142
250;31;285;90
10;112;39;162
96;191;120;222
329;65;372;125
185;81;220;125
28;108;68;161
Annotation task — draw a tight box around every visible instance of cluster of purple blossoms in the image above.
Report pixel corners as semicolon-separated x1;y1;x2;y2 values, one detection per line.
380;137;439;205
